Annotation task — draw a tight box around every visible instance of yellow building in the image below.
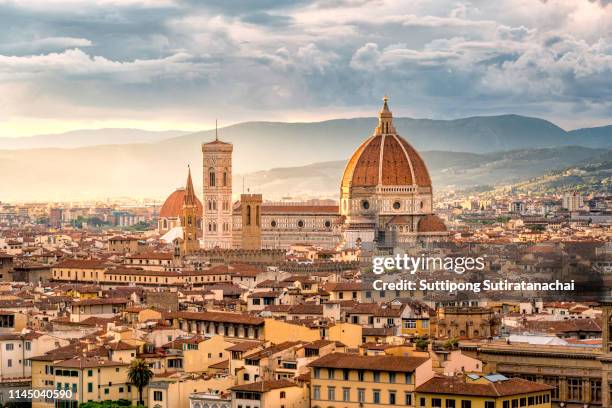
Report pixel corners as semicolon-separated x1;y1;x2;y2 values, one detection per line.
308;352;434;407
415;374;553;408
42;357;133;407
230;379;309;408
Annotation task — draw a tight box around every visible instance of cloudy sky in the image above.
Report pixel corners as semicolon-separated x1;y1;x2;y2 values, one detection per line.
0;0;610;137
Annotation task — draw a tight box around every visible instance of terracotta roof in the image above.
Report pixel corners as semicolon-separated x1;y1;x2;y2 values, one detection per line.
55;357;127;369
171;311;264;326
226;341;263;352
230;380;297;393
416;376;553;397
159;188;203;218
72;297;129;306
308;352;428;372
418;214;448;233
52;259;107;269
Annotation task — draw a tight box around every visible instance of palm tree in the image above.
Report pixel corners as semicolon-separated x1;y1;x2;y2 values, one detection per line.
127;359;153;406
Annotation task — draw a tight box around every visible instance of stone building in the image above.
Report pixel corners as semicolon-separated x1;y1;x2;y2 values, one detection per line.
431;306;500;339
202;128;233;249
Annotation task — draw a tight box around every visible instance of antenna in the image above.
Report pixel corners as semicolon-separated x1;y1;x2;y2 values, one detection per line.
215;119;218;141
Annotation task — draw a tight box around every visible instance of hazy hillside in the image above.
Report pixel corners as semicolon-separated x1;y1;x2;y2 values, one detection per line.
237;147;609;199
0;129;188;149
1;115;610;201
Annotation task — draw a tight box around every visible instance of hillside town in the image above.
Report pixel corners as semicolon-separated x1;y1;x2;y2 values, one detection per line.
0;101;609;408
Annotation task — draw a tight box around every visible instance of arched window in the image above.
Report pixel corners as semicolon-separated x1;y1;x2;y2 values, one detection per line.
223;171;228;186
280;391;286;399
255;205;260;226
162;219;167;229
212;200;216;210
209;168;216;187
187;216;192;225
246;205;251;226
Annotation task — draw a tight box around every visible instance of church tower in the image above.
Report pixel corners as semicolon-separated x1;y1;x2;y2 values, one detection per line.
240;193;262;250
202;123;233;249
181;165;200;255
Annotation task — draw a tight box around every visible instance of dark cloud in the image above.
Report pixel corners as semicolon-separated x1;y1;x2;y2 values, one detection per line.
0;0;609;129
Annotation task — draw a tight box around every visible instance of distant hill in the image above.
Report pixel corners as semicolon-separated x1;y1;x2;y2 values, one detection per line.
0;128;188;149
0;114;610;201
238;147;610;199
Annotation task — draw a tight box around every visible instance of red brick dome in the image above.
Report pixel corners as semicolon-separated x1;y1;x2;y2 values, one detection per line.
417;214;447;233
159;188;202;218
341;98;431;190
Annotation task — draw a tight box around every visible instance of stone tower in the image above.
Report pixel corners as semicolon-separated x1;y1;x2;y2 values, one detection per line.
202;124;233;249
600;298;612;407
240;194;262;250
181;166;200;255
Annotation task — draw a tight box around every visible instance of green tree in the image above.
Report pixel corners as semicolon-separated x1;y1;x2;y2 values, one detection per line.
127;359;153;406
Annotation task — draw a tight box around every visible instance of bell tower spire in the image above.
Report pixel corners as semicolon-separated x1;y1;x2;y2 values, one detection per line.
181;164;199;255
375;95;396;135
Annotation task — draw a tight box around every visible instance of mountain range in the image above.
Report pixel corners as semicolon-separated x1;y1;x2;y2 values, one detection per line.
1;115;610;201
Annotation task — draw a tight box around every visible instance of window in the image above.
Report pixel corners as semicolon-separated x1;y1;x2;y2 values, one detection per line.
432;398;442;408
405;393;412;405
358;370;364;381
503;401;509;408
328;368;335;379
420;397;426;407
313;368;320;379
393;201;401;209
297;220;304;228
362;200;370;210
357;389;365;403
462;401;472;408
512;399;518;408
389;372;396;383
153;391;163;401
446;400;456;408
520;398;526;407
87;383;93;393
279;391;286;399
209;169;215;187
104;389;109;395
591;379;602;402
567;378;582;401
343;369;349;380
25;342;31;351
7;359;11;367
404;320;417;329
119;387;123;393
389;391;396;404
528;397;534;405
373;371;380;382
313;386;320;400
6;343;13;351
405;373;412;384
373;390;380;404
485;402;494;408
327;387;335;401
342;388;350;402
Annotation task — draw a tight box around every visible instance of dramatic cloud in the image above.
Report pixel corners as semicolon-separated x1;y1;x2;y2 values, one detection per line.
0;0;610;135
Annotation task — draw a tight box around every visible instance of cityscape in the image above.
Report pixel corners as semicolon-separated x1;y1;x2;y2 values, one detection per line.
0;1;611;408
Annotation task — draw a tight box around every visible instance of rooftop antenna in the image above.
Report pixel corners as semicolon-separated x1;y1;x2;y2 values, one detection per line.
215;119;218;141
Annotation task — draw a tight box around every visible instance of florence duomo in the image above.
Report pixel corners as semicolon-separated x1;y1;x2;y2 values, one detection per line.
158;97;448;252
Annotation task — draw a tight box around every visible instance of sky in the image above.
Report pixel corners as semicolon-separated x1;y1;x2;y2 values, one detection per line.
0;0;610;137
